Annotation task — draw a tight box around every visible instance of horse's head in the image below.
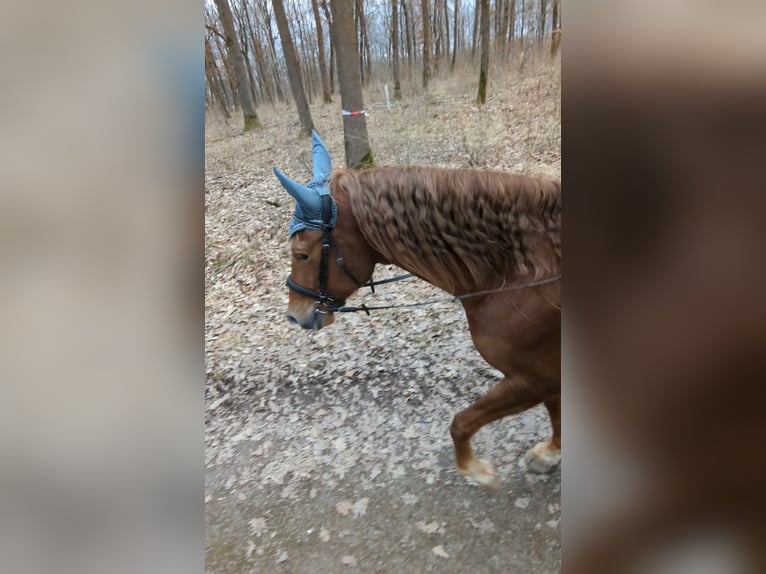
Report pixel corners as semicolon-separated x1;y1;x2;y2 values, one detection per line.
274;132;375;330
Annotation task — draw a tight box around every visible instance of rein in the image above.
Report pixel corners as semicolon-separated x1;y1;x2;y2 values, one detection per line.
334;274;562;315
285;195;561;317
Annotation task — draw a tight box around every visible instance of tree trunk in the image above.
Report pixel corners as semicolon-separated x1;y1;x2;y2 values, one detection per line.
312;0;332;102
402;0;413;79
272;0;314;135
205;35;231;118
520;0;525;39
243;0;274;105
330;0;375;167
471;0;479;59
392;0;402;99
498;0;507;55
433;0;441;74
550;0;560;57
354;2;363;84
443;0;450;71
421;0;431;88
213;0;261;130
476;0;489;104
243;43;259;105
320;0;335;94
508;0;516;42
234;4;260;106
538;0;547;51
495;0;502;44
451;0;459;71
359;0;373;83
211;27;239;109
260;7;286;101
293;4;314;104
329;36;336;93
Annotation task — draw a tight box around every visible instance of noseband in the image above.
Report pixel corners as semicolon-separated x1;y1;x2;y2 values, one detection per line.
285;195;371;314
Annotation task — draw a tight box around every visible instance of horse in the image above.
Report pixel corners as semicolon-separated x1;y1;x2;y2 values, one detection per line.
274;132;561;487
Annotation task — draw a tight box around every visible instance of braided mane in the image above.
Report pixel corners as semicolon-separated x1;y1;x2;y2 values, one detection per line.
331;166;561;294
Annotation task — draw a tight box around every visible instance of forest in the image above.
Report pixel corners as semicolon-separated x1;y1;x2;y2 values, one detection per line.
205;0;561;156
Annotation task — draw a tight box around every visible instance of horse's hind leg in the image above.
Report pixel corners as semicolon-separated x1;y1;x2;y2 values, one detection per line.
450;374;543;488
524;396;562;474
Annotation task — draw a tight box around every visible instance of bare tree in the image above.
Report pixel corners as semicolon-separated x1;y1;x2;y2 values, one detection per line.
330;0;375;167
311;0;332;102
520;0;526;39
355;0;373;85
507;0;516;44
471;0;479;59
320;0;335;94
538;0;547;50
421;0;432;88
295;2;317;103
450;0;459;71
392;0;402;99
213;0;262;130
442;0;450;71
476;0;489;104
205;34;231;118
402;0;413;79
242;0;274;105
230;1;259;106
272;0;314;135
256;0;287;101
550;0;560;57
433;0;441;74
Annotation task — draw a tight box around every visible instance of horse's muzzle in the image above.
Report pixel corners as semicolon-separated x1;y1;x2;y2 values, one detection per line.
286;310;334;330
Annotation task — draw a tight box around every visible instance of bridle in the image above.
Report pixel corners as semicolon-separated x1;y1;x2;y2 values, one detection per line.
285;195;407;315
285;195;561;316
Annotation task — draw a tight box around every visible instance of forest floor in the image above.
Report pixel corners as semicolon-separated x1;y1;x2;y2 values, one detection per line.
205;59;561;573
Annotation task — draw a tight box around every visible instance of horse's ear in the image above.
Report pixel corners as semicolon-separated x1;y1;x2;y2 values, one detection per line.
311;131;332;183
274;167;321;213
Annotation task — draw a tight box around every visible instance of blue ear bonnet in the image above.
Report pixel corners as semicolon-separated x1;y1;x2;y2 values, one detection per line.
273;131;337;238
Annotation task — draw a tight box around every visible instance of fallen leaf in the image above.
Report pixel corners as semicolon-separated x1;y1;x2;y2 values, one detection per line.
416;520;445;535
336;500;353;515
341;555;358;567
352;498;369;518
432;545;449;558
402;493;418;505
249;517;268;537
514;497;530;509
468;518;496;533
334;437;347;451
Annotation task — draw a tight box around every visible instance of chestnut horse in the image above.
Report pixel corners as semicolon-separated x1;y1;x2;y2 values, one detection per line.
275;132;561;486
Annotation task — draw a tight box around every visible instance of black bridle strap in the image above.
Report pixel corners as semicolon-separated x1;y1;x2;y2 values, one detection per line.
285;269;412;310
317;196;334;300
367;273;414;288
286;274;344;306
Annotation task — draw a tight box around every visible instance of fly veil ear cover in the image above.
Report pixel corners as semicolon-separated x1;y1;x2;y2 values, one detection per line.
273;131;337;238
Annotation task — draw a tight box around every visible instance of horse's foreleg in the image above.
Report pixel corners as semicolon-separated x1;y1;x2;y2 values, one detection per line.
450;375;542;488
524;395;562;474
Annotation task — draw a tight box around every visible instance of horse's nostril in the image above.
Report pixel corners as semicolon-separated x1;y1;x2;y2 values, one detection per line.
287;314;298;324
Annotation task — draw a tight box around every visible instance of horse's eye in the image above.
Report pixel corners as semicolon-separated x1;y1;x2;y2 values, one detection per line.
294;253;309;262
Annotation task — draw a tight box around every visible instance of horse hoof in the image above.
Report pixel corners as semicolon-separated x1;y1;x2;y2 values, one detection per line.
524;441;561;474
459;458;499;489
